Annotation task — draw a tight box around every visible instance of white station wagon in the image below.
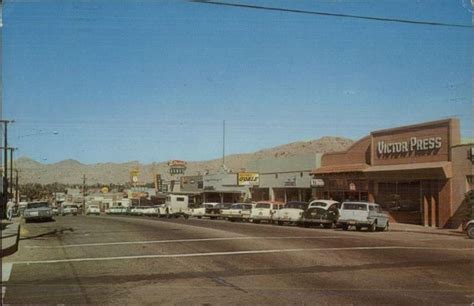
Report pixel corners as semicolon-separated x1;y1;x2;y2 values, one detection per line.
250;201;284;223
338;202;389;232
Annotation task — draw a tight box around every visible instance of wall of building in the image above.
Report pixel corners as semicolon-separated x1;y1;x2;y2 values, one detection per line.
447;144;474;228
371;119;458;166
321;136;371;167
180;175;203;192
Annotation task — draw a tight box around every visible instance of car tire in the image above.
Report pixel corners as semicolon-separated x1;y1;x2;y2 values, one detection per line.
278;221;283;226
376;222;389;232
342;224;349;231
355;225;362;231
323;223;332;229
369;221;377;232
467;224;474;239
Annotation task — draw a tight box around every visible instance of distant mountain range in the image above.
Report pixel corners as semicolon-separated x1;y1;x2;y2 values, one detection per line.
15;136;354;185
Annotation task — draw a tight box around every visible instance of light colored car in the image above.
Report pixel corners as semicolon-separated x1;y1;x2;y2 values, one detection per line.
143;206;159;216
192;202;220;219
155;204;167;217
61;204;78;216
250;201;284;224
301;200;341;228
23;201;53;222
129;206;148;216
221;203;254;222
338;202;389;232
465;220;474;239
86;205;100;215
273;201;308;225
106;206;127;214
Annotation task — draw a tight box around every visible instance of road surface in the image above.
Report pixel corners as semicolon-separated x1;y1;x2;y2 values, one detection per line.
3;215;473;304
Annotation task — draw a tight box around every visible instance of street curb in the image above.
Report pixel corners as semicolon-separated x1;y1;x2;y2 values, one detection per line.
1;223;20;257
389;226;464;237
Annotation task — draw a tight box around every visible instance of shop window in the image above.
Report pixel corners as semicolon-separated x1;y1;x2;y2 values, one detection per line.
300;172;303;177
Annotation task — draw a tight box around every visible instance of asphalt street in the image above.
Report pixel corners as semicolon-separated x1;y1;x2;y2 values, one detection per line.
2;215;474;304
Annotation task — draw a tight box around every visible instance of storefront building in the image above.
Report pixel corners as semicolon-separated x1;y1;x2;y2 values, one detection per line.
247;154;322;202
311;119;473;228
201;166;251;203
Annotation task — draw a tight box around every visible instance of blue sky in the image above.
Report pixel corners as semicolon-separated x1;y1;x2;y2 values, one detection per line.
3;0;472;164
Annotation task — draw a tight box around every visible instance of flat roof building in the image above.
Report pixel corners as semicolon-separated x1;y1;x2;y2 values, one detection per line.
311;118;473;228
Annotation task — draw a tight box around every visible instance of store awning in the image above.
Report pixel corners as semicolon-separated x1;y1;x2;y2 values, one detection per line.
202;190;245;194
311;163;369;175
364;161;452;178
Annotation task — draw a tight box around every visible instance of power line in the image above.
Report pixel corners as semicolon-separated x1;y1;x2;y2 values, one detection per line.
190;0;473;29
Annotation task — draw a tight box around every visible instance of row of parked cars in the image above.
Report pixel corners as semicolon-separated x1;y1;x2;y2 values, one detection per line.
189;200;390;231
103;197;389;232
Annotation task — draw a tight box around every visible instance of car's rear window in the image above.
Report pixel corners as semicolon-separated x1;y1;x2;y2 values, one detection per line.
343;203;367;210
27;202;49;209
311;202;328;207
256;203;271;209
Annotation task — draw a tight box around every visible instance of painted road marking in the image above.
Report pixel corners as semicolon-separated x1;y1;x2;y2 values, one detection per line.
11;246;474;265
24;236;345;249
2;263;13;282
2;263;13;306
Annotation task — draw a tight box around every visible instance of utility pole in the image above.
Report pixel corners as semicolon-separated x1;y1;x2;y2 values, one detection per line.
0;119;14;219
222;120;226;166
15;169;19;205
9;147;15;199
0;147;18;201
82;174;86;215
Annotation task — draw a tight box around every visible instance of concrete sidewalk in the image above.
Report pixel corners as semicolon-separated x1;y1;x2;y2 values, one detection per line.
1;220;21;257
389;222;464;237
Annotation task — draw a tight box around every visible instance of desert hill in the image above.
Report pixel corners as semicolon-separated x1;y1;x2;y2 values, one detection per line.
15;136;354;184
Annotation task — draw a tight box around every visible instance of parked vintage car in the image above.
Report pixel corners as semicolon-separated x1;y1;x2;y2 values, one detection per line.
143;206;159;216
155;204;167;217
86;205;101;215
338;202;389;231
61;204;78;216
23;201;53;222
129;206;150;216
273;201;308;225
205;203;233;219
191;202;220;219
463;190;474;239
250;201;284;223
106;206;127;214
301;200;341;228
221;203;254;222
